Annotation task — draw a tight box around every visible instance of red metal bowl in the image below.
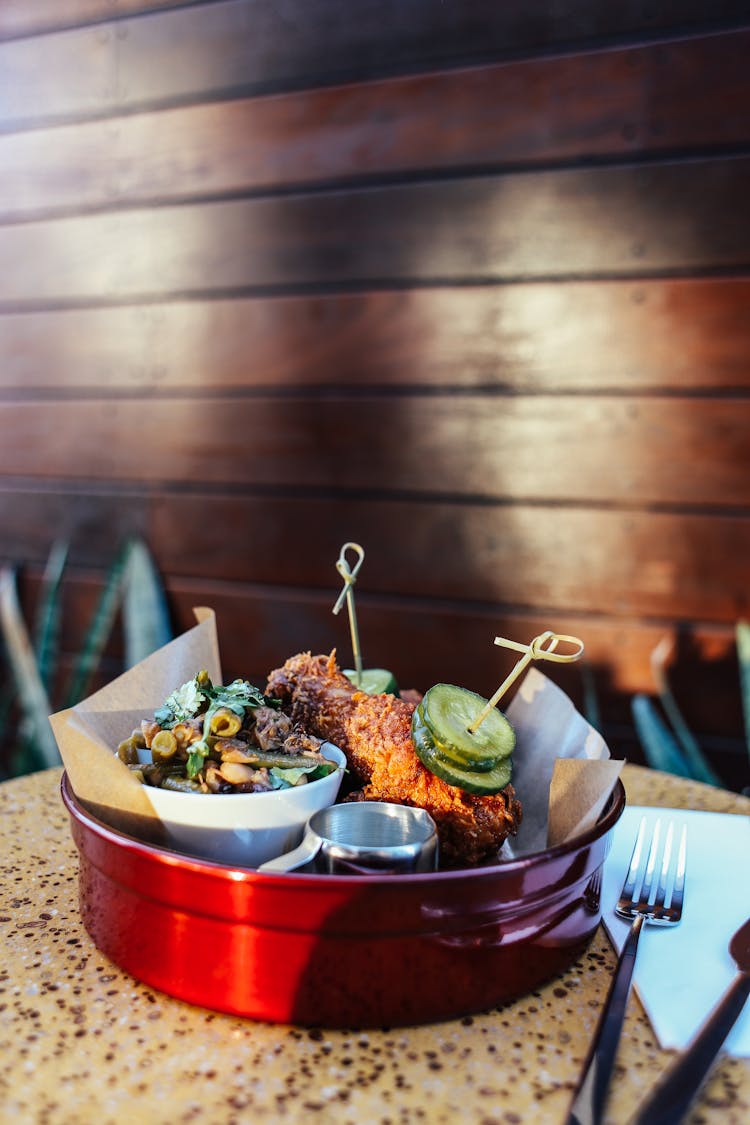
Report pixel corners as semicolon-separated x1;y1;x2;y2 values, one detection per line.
61;772;625;1028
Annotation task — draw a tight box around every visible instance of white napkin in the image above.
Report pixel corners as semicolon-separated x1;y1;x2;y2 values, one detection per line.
601;806;750;1056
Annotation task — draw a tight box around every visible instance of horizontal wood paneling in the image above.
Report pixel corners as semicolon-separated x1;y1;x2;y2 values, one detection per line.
21;565;743;715
2;278;750;392
1;398;749;506
3;488;750;625
0;489;149;561
1;1;747;127
150;500;750;625
1;158;750;306
2;3;749;792
3;30;750;222
163;582;748;741
0;2;189;41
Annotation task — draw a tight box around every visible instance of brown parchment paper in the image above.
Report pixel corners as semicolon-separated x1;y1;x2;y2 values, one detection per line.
503;666;624;856
51;610;623;858
50;607;221;839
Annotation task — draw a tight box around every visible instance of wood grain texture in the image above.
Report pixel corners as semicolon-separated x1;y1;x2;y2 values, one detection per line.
1;157;750;305
2;4;749;789
2;30;750;222
151;498;750;626
0;2;187;40
1;0;747;125
3;488;749;626
16;562;743;708
1;397;749;507
2;278;750;391
0;489;149;562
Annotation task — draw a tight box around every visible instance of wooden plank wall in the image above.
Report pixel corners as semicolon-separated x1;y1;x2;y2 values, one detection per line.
1;0;749;788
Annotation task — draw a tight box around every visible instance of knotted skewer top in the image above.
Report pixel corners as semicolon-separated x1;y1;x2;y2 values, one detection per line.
332;542;366;684
467;630;584;734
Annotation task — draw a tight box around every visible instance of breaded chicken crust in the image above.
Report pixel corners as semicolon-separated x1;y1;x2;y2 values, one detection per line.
266;651;522;866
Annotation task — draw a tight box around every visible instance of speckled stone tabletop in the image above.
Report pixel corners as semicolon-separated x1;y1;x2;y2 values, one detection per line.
1;764;748;1125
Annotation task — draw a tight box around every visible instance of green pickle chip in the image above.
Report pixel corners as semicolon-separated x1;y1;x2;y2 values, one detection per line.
344;668;399;696
421;684;515;765
411;703;513;795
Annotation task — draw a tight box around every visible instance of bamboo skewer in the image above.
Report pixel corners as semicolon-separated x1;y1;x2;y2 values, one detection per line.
332;541;365;686
467;630;585;734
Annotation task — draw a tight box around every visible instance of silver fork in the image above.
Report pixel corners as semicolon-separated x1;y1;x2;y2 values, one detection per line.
565;816;687;1125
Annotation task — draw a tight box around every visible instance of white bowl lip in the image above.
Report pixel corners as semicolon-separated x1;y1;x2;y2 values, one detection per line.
135;742;347;850
135;741;346;807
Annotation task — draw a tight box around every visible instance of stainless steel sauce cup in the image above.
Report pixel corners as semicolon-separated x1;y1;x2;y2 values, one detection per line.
258;801;439;874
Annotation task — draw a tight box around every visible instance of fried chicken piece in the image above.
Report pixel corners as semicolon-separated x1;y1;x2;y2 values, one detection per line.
266;651;522;866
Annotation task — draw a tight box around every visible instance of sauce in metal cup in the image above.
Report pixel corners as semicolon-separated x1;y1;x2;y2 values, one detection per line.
259;801;439;874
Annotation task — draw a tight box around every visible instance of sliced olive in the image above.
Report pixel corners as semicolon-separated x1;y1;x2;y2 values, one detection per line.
208;706;243;737
421;683;515;767
116;731;144;764
150;729;178;763
411;708;513;795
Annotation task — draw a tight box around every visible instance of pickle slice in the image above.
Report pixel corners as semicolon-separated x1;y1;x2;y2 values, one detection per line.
413;703;496;772
421;683;515;767
411;707;513;795
430;736;499;772
344;668;399;696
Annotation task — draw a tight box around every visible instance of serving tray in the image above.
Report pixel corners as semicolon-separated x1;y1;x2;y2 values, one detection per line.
62;772;625;1028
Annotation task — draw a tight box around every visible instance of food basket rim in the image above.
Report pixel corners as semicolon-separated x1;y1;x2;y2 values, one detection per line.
61;770;625;887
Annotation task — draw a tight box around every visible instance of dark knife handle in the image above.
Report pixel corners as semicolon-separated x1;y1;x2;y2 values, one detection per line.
565;913;645;1125
630;972;750;1125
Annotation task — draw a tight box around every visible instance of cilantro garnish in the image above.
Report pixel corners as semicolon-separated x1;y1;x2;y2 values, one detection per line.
208;678;268;718
154;674;208;728
186;741;210;779
269;762;336;789
153;672;283;778
154;673;277;728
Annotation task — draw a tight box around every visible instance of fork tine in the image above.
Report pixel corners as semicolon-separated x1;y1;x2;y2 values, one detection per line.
616;817;687;923
653;820;673;908
567;816;688;1125
621;815;647;901
670;824;688;917
636;817;662;910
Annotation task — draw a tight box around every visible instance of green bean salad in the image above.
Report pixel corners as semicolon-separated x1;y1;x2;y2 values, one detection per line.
117;670;337;794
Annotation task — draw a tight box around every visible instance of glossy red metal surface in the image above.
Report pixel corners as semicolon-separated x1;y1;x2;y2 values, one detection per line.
61;773;625;1027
